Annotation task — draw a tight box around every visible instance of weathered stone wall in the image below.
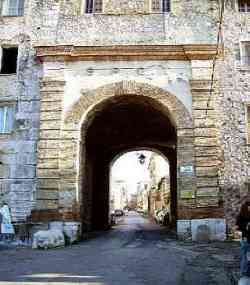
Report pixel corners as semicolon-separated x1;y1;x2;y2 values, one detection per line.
0;0;248;238
0;15;40;221
215;5;250;230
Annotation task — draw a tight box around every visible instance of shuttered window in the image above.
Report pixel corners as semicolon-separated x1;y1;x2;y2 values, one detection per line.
152;0;170;12
245;44;250;65
239;0;250;12
247;106;250;143
0;106;14;134
85;0;102;13
2;0;24;16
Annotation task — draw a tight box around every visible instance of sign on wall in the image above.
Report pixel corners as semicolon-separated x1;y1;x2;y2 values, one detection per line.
180;165;194;175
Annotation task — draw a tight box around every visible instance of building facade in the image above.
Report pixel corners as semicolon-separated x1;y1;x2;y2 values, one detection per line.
110;179;128;212
0;0;249;240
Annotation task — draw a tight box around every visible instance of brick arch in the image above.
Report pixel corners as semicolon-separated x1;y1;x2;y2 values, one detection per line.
58;80;195;228
63;80;192;129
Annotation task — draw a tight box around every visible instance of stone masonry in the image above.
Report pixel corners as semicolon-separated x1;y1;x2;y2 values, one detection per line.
0;0;249;240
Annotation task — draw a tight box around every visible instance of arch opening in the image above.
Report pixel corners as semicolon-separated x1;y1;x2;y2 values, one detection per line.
81;94;177;231
110;150;173;227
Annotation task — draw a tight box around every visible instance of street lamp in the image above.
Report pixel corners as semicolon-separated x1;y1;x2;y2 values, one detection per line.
137;153;146;165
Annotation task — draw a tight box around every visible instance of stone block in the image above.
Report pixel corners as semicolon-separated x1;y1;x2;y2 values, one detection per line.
0;164;10;178
38;149;59;159
32;229;65;249
36;199;58;210
59;191;76;207
196;187;219;197
194;128;217;138
38;140;60;149
40;111;61;121
37;168;59;178
191;219;226;241
177;220;192;240
196;197;219;207
63;222;81;244
37;178;59;189
196;166;218;177
180;190;195;199
40;120;61;130
39;130;60;139
36;190;59;200
37;158;58;169
195;157;219;167
196;177;218;188
194;137;218;147
40;101;62;112
195;146;218;156
239;277;250;285
10;165;36;179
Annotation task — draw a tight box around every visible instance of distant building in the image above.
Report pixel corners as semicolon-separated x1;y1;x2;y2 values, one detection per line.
128;194;138;210
136;181;150;213
110;180;129;212
147;154;170;218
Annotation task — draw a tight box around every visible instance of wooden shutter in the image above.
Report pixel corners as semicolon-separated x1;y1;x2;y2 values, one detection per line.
0;106;14;133
18;0;24;16
94;0;102;13
247;105;250;143
152;0;161;12
239;0;250;12
8;0;19;15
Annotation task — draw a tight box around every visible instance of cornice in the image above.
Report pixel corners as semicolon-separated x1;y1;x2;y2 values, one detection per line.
35;44;219;62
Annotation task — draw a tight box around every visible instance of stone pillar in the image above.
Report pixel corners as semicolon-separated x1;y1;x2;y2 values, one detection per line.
35;79;65;220
191;79;221;209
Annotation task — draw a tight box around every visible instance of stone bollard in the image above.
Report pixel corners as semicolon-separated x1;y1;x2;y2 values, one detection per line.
239;277;250;285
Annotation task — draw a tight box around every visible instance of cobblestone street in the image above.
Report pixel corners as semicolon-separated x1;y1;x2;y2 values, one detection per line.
0;212;240;285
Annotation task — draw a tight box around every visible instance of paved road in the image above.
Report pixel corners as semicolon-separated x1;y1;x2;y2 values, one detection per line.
0;211;237;285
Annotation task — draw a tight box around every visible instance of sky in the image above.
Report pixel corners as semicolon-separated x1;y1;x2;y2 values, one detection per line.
111;151;169;195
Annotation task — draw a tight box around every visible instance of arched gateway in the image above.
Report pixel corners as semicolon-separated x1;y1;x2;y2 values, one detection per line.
63;81;193;231
35;45;226;240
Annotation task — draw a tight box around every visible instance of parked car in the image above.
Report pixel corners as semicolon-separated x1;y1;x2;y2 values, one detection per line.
114;209;124;217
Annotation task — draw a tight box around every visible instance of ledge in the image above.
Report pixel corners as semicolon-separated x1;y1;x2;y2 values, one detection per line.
35;44;219;62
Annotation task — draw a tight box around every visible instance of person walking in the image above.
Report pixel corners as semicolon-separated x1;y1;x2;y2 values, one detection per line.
236;202;250;277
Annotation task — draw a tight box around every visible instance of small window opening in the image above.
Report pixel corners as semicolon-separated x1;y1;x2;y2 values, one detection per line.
85;0;102;13
162;0;170;12
239;0;250;12
2;0;24;16
247;105;250;144
0;47;18;74
151;0;170;13
0;106;15;134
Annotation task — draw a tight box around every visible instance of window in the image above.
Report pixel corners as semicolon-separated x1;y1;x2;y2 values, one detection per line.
2;0;24;16
239;0;250;12
85;0;102;13
240;42;250;66
0;47;18;74
247;106;250;144
151;0;170;12
0;106;14;134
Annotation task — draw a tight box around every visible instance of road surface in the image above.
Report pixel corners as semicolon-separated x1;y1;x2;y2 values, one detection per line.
0;211;238;285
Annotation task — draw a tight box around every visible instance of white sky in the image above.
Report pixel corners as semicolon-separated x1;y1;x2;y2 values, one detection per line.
111;151;169;195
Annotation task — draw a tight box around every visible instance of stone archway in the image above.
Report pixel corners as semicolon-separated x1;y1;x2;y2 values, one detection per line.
59;81;195;232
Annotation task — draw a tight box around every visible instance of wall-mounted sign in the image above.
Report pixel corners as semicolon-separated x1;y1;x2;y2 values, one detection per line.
180;165;194;174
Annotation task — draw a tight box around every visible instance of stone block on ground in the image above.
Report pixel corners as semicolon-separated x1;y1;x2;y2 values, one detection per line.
239;277;250;285
191;219;226;241
63;222;81;244
32;229;65;249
